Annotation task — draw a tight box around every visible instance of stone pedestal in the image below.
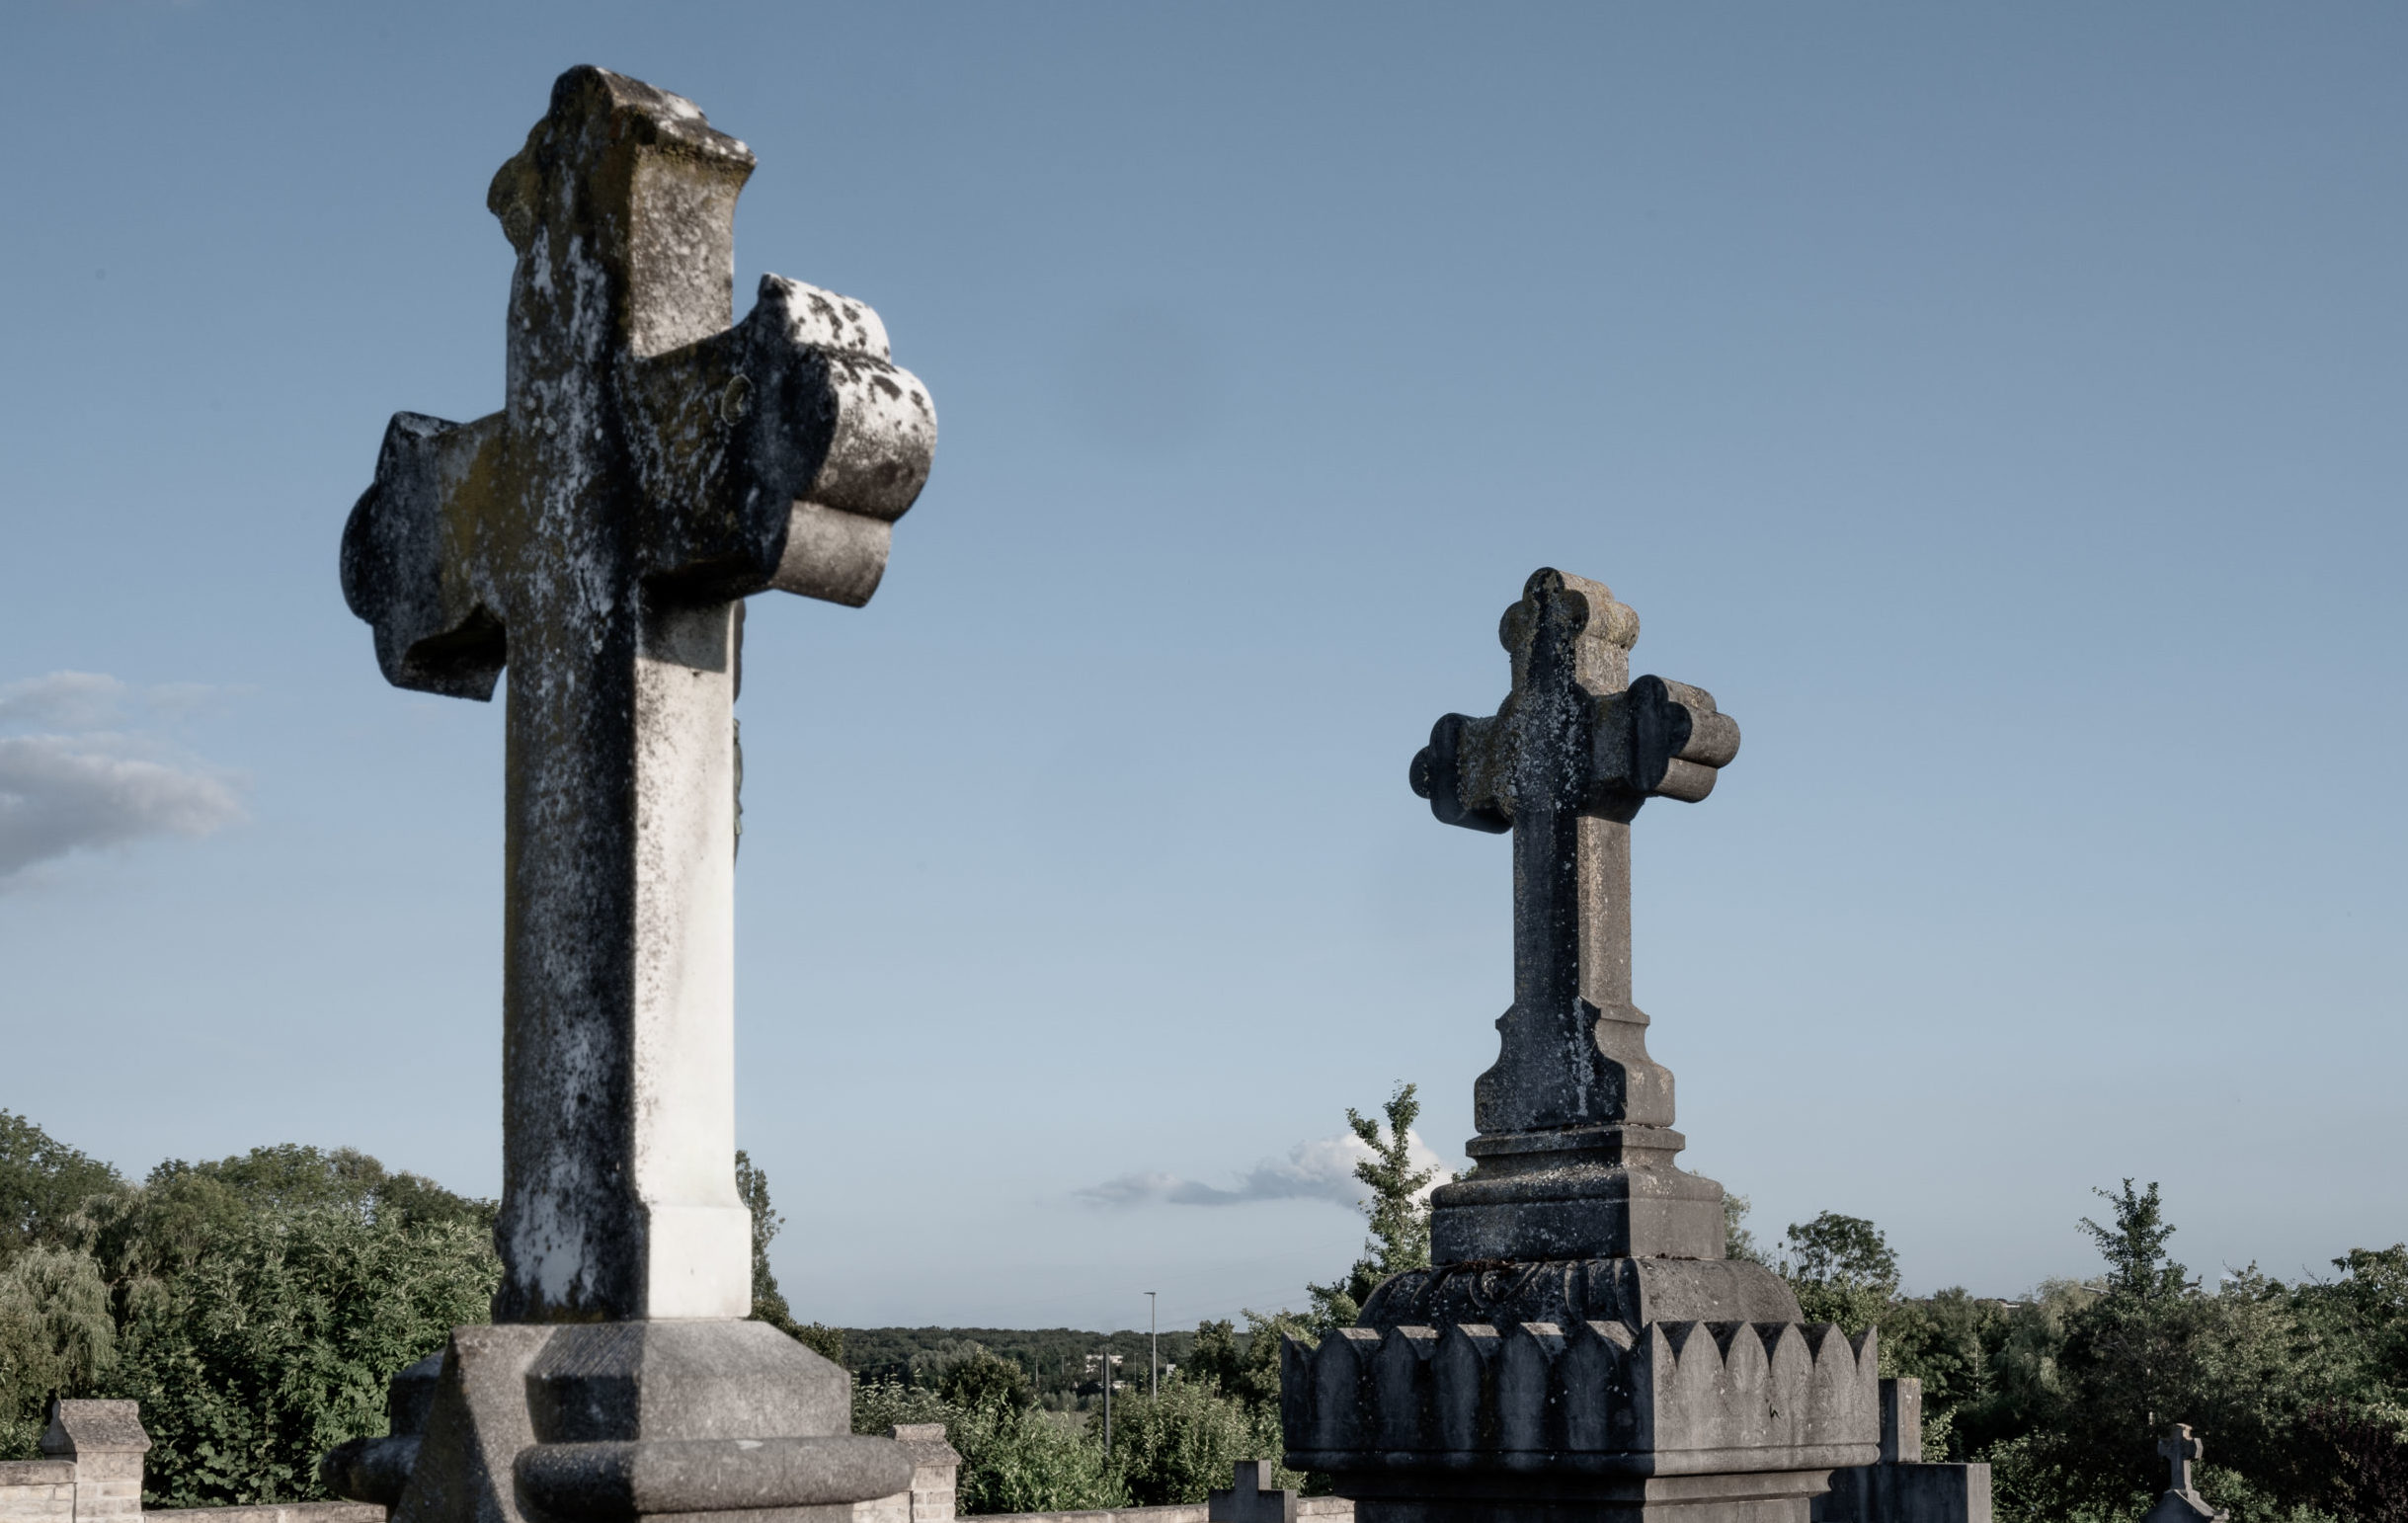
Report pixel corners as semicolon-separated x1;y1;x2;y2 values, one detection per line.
327;1323;909;1523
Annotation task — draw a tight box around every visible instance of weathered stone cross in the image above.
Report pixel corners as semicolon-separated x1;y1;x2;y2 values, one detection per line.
2159;1424;2206;1493
341;67;934;1323
1409;568;1740;1262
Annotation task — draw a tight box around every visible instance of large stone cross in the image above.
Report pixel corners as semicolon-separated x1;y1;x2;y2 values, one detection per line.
1408;568;1740;1263
340;67;935;1323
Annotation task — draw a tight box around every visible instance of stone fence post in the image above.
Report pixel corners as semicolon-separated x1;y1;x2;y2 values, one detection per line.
0;1401;148;1523
858;1424;960;1523
1813;1379;1992;1523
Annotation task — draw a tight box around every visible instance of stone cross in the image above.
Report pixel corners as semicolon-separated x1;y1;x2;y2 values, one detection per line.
1207;1461;1299;1523
2141;1423;2225;1523
341;67;935;1323
1410;568;1737;1138
2159;1425;2205;1493
1407;568;1740;1265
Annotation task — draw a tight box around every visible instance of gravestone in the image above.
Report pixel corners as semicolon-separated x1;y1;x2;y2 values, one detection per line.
1283;570;1880;1521
322;65;934;1523
2139;1425;2225;1523
1210;1461;1300;1523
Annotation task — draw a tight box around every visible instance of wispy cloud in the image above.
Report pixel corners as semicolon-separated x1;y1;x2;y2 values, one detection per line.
1080;1131;1454;1210
0;673;244;883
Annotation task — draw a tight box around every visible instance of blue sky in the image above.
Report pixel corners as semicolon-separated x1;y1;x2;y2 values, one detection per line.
1;3;2401;1329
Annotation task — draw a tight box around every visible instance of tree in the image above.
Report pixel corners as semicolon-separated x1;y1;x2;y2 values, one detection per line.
2078;1180;2189;1300
112;1207;497;1505
1103;1374;1296;1506
1780;1212;1898;1335
0;1111;122;1257
1188;1310;1312;1414
734;1150;843;1364
1724;1194;1766;1266
0;1246;117;1458
1307;1084;1437;1330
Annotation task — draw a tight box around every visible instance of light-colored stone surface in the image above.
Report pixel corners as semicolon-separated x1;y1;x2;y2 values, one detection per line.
147;1506;385;1523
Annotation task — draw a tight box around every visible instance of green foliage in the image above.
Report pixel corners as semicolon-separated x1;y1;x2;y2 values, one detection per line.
1780;1211;1898;1335
0;1112;121;1257
854;1377;1125;1514
111;1208;498;1506
1188;1310;1312;1413
1307;1083;1435;1332
1789;1183;2408;1523
0;1246;117;1458
1724;1194;1766;1266
2079;1179;2190;1300
1102;1373;1298;1505
734;1150;846;1365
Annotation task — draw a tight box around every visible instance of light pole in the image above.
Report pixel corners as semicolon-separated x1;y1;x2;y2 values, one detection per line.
1148;1291;1159;1402
1099;1344;1112;1455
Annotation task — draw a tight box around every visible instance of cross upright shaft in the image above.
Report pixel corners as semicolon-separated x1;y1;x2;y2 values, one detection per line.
341;68;935;1323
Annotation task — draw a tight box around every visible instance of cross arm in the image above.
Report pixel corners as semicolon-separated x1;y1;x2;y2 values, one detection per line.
1408;677;1740;828
339;410;512;699
625;275;936;607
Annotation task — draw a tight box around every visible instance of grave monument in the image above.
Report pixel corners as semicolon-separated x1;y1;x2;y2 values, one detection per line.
2139;1425;2225;1523
1283;569;1881;1521
323;65;934;1523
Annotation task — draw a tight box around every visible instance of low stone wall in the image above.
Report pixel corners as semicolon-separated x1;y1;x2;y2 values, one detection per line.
0;1461;77;1523
5;1400;1351;1523
147;1508;384;1523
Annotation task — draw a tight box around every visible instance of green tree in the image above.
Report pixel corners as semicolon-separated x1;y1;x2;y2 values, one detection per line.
0;1246;117;1458
854;1377;1124;1514
1307;1083;1436;1330
113;1208;497;1506
0;1111;122;1257
734;1150;843;1364
1779;1212;1898;1335
1188;1310;1313;1413
2078;1180;2189;1300
1724;1194;1766;1266
1103;1374;1296;1505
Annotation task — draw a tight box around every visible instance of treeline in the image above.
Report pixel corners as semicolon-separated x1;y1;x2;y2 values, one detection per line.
11;1096;2408;1522
843;1327;1201;1403
1736;1186;2408;1523
0;1111;496;1505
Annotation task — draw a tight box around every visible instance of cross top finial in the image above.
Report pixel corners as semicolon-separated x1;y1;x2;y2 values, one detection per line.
2159;1424;2207;1492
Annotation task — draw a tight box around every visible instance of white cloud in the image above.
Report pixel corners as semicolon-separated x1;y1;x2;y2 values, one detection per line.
0;673;244;883
1080;1131;1454;1211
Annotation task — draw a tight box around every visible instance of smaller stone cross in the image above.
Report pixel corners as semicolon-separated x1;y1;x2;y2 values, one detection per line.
1407;569;1741;1263
2140;1423;2226;1523
2159;1425;2205;1495
1208;1461;1299;1523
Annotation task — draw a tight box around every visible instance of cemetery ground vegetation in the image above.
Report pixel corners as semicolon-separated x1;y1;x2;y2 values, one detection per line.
0;1109;497;1504
15;1098;2408;1521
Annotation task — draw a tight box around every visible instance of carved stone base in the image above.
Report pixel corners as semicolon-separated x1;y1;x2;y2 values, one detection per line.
1361;1255;1802;1332
324;1322;910;1523
1338;1468;1840;1523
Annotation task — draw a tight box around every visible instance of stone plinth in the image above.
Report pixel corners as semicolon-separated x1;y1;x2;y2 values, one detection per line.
1285;1320;1877;1507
